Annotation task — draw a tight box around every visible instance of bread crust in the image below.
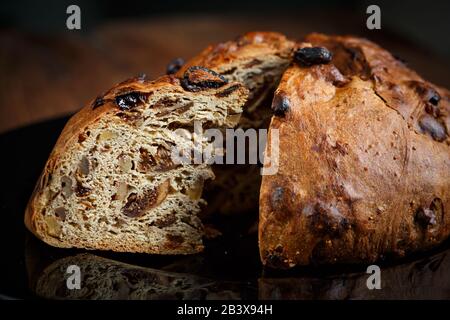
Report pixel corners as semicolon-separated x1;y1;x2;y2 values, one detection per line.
177;31;294;73
260;33;450;267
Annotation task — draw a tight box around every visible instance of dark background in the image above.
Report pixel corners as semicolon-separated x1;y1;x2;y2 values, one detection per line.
1;0;450;133
2;0;450;58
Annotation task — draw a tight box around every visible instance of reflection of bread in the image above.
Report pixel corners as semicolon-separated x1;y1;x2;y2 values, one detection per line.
259;250;450;299
34;253;244;300
260;33;450;267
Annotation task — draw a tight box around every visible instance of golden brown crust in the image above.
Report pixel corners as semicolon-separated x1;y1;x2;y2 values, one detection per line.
177;31;294;75
259;33;450;268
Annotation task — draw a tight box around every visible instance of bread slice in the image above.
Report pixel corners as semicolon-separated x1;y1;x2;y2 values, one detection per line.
260;33;450;267
25;72;248;254
177;31;295;217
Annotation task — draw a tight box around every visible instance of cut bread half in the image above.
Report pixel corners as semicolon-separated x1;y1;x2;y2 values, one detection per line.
25;71;248;254
259;34;450;267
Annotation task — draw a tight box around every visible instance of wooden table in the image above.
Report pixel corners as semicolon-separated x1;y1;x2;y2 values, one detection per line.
1;13;449;133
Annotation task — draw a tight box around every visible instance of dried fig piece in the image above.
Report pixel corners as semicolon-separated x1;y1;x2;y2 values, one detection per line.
122;181;169;218
181;66;228;92
138;148;156;173
154;146;177;171
138;146;177;172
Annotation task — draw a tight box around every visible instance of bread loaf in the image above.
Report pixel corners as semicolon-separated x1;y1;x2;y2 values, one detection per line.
259;33;450;267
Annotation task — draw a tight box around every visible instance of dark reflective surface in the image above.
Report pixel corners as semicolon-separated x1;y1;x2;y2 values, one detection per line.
26;238;256;300
260;249;450;299
1;116;450;300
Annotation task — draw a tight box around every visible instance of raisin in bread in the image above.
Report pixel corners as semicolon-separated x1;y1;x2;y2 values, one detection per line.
176;31;295;217
260;33;450;268
25;72;248;254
